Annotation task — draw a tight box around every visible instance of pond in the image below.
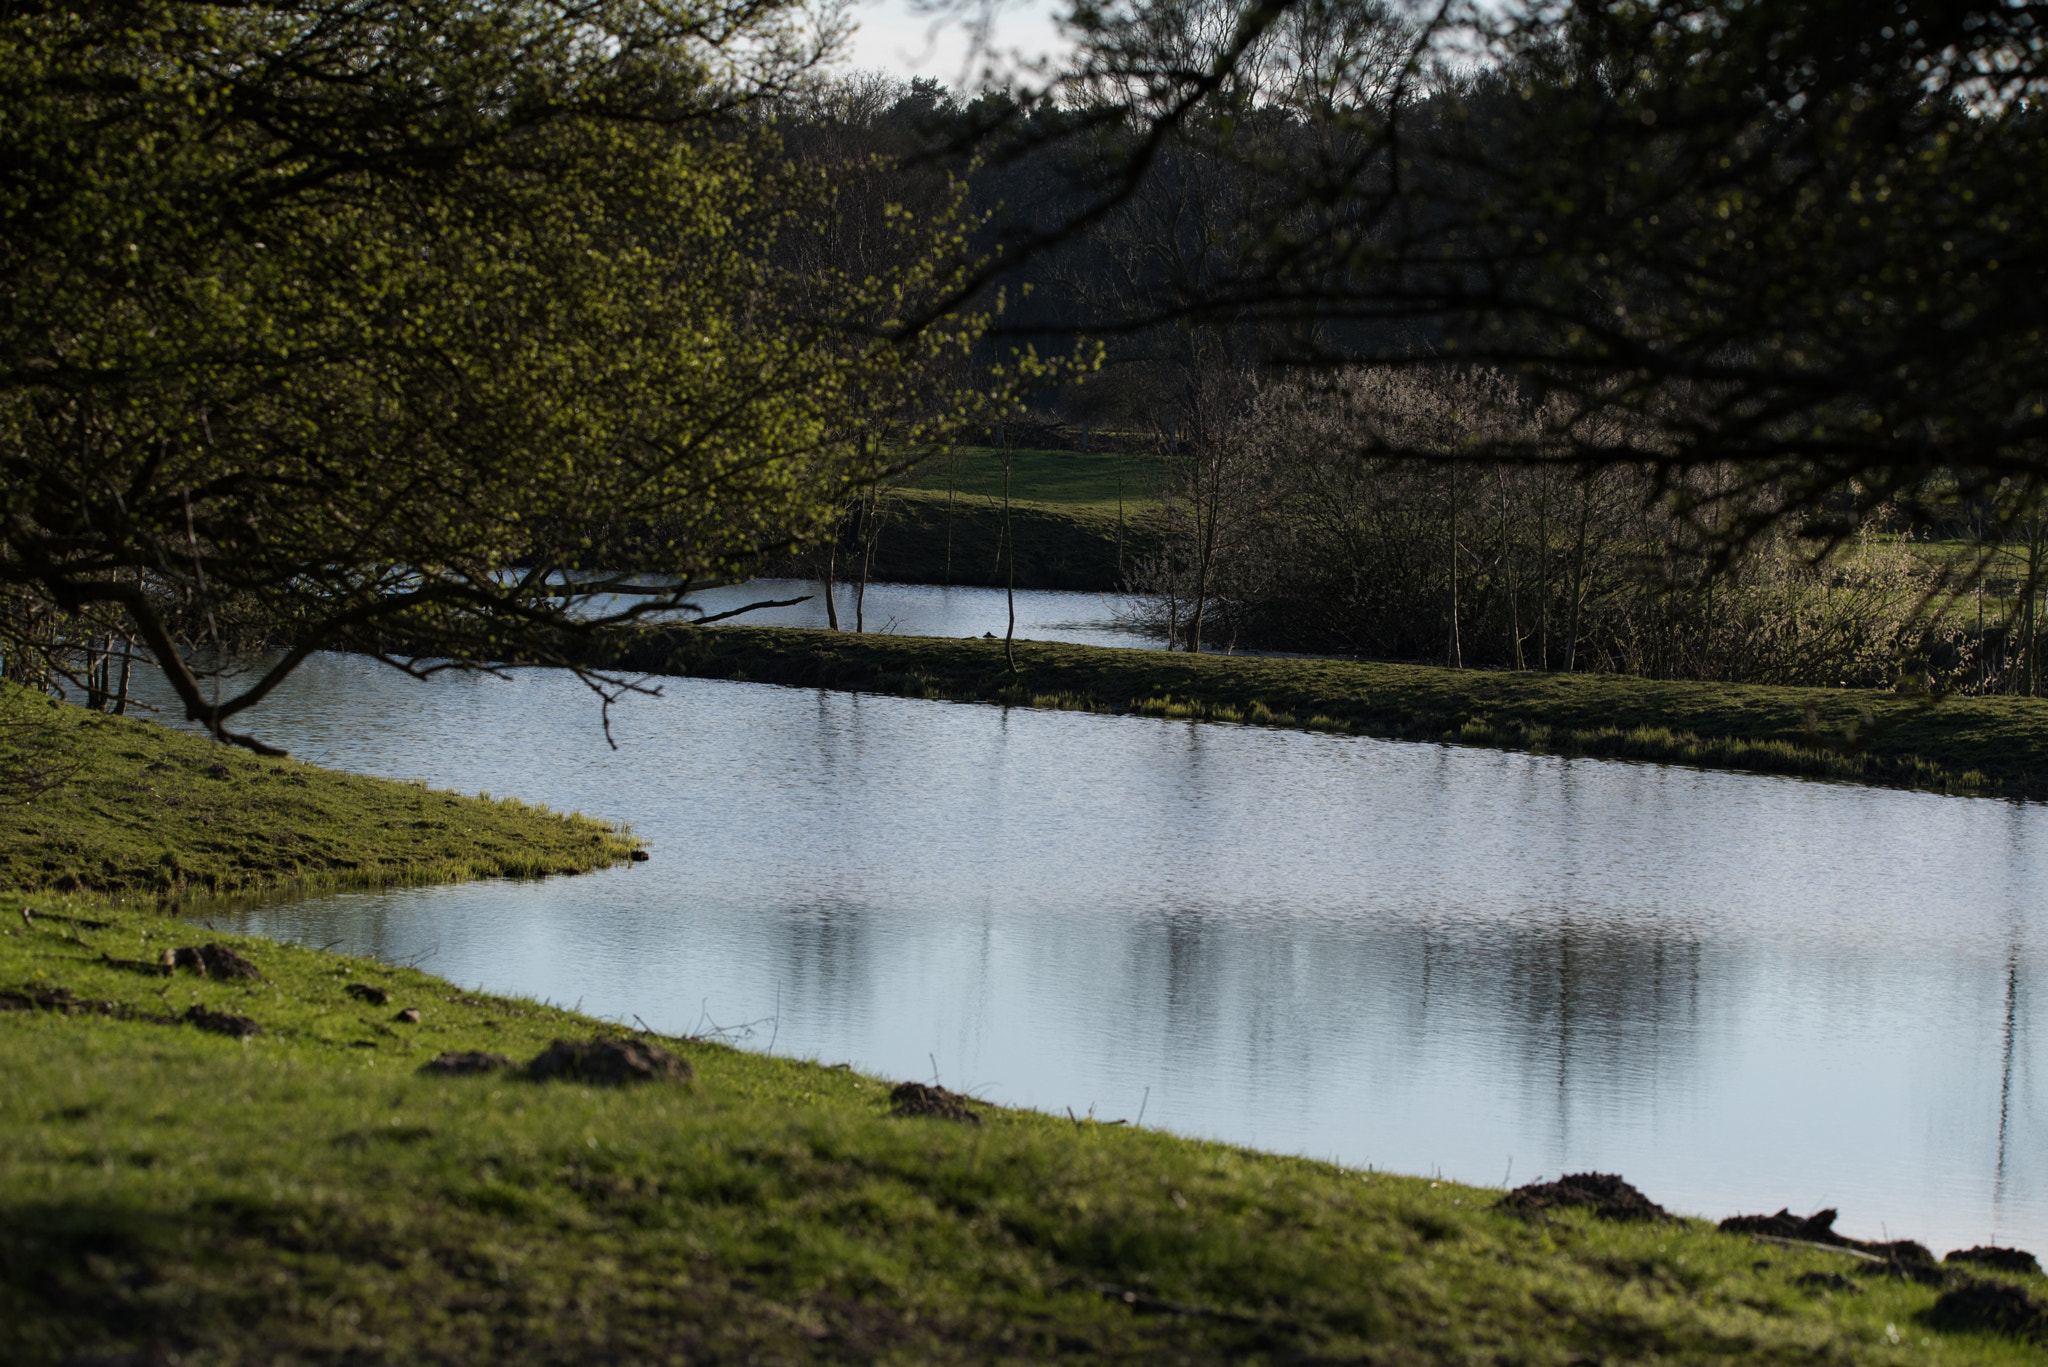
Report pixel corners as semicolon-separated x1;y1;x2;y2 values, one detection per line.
618;577;1157;650
136;647;2048;1254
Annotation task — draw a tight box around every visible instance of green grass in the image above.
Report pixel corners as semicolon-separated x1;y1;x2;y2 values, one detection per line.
603;626;2048;797
859;446;1166;592
3;890;2041;1365
899;445;1164;513
857;492;1160;591
0;683;636;896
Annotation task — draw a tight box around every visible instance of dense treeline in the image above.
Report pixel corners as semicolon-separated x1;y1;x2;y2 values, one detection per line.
745;2;2048;693
10;0;2048;727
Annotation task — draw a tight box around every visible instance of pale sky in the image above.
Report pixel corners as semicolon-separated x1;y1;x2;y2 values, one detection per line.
836;0;1069;88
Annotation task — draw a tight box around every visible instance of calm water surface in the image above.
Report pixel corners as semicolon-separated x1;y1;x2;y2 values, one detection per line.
625;578;1156;649
146;649;2048;1252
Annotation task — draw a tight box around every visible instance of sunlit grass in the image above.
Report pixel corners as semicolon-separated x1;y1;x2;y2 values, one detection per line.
898;444;1165;513
0;682;637;897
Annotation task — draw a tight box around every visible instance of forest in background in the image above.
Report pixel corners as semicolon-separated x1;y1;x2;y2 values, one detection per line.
9;0;2048;737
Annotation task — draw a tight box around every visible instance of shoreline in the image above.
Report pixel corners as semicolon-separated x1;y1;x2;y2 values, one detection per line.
5;890;2040;1363
0;683;638;897
589;624;2048;799
2;682;2042;1360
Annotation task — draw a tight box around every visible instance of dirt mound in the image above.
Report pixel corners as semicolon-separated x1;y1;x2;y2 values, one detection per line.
1;984;96;1013
1869;1240;1939;1266
161;944;261;980
1874;1256;1949;1286
1947;1246;2043;1276
419;1050;518;1076
1;983;173;1023
1499;1172;1665;1222
1793;1271;1862;1294
96;952;170;977
527;1037;693;1085
1722;1208;1845;1242
888;1082;982;1124
1928;1279;2048;1342
182;1004;261;1038
1721;1208;1934;1264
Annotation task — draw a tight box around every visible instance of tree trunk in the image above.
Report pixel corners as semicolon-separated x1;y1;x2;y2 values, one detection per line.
1003;440;1017;671
855;488;876;634
1564;482;1591;672
1188;453;1220;655
1536;470;1551;670
112;634;133;716
1447;471;1463;669
822;510;840;631
943;447;956;587
1114;460;1126;579
1498;471;1525;670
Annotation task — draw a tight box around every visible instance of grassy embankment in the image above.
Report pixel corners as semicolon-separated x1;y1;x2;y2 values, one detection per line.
861;445;1164;591
6;896;2044;1365
613;626;2048;797
0;685;637;896
4;694;2045;1362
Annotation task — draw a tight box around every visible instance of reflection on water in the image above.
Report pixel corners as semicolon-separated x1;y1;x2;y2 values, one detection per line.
619;578;1157;649
138;654;2047;1251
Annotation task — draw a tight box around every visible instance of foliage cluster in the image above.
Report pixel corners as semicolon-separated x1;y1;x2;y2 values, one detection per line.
991;0;2048;551
0;0;1021;751
3;893;2041;1365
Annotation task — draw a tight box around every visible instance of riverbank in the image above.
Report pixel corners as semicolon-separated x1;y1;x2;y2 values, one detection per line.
0;684;636;896
4;890;2040;1365
603;626;2048;797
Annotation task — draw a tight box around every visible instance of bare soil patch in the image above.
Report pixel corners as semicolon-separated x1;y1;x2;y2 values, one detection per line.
1928;1280;2048;1342
181;1005;261;1038
418;1051;518;1076
1946;1246;2043;1276
1499;1172;1665;1222
888;1082;982;1124
526;1037;693;1085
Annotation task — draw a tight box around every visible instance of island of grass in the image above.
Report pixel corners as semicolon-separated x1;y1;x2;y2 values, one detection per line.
2;691;2045;1362
595;625;2048;798
0;683;637;896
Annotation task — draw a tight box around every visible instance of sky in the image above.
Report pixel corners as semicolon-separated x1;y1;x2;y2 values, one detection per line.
836;0;1069;87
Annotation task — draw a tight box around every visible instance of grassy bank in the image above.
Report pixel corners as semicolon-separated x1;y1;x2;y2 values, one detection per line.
606;627;2048;797
4;891;2042;1365
0;684;636;896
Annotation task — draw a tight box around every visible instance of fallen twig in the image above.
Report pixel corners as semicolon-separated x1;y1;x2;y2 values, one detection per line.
1749;1235;1886;1263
